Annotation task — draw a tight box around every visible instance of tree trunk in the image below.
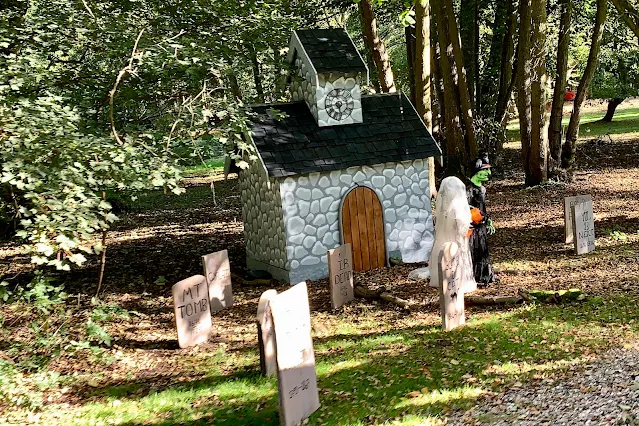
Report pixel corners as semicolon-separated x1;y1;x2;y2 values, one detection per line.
432;0;476;177
516;0;549;186
482;0;509;117
443;0;477;156
406;25;417;104
359;0;396;93
548;0;573;172
459;0;478;108
431;26;446;135
600;98;625;122
414;0;438;198
494;3;518;125
561;0;608;170
249;48;264;102
610;0;639;39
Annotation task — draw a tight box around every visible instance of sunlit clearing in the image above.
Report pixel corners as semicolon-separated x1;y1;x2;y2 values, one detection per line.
394;386;486;410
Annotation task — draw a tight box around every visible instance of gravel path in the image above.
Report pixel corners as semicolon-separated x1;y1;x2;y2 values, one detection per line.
447;343;639;425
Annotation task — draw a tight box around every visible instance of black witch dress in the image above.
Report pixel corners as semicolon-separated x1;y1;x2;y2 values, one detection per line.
466;183;496;285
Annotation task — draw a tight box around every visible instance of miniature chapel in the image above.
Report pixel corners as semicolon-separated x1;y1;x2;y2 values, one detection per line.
239;28;441;284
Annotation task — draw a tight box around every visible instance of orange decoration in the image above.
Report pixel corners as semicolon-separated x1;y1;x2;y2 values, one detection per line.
470;207;483;224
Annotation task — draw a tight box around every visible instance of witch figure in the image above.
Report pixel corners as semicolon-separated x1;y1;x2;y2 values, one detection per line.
466;154;498;286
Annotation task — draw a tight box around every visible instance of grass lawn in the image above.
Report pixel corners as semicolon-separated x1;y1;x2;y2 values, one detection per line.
182;157;226;176
506;104;639;142
10;295;639;425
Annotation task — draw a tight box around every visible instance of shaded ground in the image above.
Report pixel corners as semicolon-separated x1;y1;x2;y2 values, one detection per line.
1;103;639;425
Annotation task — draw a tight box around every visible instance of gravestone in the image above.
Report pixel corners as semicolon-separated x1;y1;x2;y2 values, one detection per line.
571;199;595;255
270;282;320;426
202;249;233;313
327;243;354;309
172;275;212;348
564;195;592;244
438;242;466;331
257;289;278;377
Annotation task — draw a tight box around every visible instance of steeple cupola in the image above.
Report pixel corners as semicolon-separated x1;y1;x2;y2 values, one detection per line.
287;28;369;127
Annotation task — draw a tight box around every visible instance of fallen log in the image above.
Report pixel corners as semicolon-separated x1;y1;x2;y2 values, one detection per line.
354;285;415;310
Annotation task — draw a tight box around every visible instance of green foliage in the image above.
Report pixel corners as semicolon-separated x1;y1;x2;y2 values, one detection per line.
0;0;325;271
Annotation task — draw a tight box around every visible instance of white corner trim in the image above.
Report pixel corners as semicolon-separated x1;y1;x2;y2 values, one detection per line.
400;93;443;156
287;31;319;88
244;130;270;178
344;29;370;85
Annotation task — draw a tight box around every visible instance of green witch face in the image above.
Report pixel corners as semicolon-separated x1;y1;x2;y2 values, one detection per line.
471;168;491;186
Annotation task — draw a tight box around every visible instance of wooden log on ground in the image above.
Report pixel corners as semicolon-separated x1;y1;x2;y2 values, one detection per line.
355;285;415;309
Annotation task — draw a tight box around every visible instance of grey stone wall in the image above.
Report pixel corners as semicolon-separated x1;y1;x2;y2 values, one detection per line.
290;59;363;127
239;162;289;281
290;57;318;121
280;159;434;283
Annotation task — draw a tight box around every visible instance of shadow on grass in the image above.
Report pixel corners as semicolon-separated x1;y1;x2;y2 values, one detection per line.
65;295;639;426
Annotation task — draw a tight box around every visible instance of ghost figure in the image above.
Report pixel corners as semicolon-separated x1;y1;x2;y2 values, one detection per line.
428;177;477;294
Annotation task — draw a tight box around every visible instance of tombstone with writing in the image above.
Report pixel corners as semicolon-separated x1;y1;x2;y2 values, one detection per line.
571;199;595;255
564;195;592;244
172;275;212;348
202;249;233;313
257;289;278;377
327;243;354;309
270;282;320;426
438;242;466;332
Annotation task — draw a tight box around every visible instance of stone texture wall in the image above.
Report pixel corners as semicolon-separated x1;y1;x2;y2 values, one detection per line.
239;162;289;281
290;57;318;121
290;59;363;127
280;159;433;283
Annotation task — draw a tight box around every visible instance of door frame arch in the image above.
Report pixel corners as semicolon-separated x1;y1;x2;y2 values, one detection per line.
337;184;389;269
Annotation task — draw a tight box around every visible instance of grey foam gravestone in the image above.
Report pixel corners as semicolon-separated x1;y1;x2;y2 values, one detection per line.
327;243;354;309
270;282;320;426
202;249;233;313
564;195;592;244
438;242;466;331
571;198;595;255
257;289;278;377
172;275;212;348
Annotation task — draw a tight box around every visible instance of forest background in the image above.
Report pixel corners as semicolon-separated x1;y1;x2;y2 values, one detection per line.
2;0;639;422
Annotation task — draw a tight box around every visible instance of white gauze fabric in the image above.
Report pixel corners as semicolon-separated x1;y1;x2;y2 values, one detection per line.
426;176;476;293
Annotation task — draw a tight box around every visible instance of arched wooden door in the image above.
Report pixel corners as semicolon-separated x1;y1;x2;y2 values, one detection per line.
341;186;386;272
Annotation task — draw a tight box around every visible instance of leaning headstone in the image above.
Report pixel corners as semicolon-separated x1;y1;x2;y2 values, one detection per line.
270;282;320;426
572;199;595;255
257;289;278;377
564;195;592;243
438;242;466;331
202;249;232;313
172;275;212;348
327;243;354;309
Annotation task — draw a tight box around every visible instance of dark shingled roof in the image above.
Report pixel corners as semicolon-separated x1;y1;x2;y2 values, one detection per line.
249;93;441;178
294;29;367;74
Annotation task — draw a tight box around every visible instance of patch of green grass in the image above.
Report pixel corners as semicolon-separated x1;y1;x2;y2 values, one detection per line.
183;157;225;176
506;106;639;142
105;185;214;213
29;294;639;425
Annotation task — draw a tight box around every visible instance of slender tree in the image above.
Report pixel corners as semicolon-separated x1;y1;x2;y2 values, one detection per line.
515;0;549;185
561;0;608;170
359;0;397;93
459;0;479;108
431;0;477;177
610;0;639;38
413;0;437;196
548;0;573;172
494;2;518;125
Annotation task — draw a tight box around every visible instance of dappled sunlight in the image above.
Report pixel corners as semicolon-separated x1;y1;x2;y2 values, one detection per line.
393;386;486;410
484;357;589;378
